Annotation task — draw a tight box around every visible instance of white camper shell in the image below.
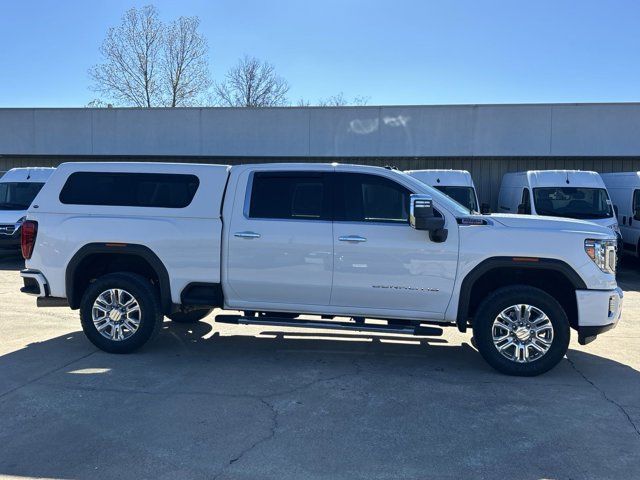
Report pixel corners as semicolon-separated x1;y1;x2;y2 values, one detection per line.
405;169;482;213
601;172;640;256
0;168;55;251
498;170;620;238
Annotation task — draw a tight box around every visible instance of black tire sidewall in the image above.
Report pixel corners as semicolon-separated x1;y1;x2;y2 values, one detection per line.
472;286;570;376
80;273;161;353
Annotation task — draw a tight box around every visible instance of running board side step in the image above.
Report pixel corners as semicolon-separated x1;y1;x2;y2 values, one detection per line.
215;315;443;337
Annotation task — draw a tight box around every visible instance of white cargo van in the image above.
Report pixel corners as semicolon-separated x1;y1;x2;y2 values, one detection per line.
405;169;485;213
0;168;54;252
498;170;620;239
601;172;640;256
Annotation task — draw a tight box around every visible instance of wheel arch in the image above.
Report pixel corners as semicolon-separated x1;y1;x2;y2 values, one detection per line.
456;257;587;332
66;243;172;313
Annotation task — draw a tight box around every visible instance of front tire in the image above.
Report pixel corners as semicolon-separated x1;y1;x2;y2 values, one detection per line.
472;285;570;376
80;272;163;353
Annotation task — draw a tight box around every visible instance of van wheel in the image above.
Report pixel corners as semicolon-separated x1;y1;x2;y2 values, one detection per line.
472;286;570;376
80;272;163;353
168;308;213;323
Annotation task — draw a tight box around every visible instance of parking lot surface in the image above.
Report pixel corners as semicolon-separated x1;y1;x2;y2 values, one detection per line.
0;253;639;480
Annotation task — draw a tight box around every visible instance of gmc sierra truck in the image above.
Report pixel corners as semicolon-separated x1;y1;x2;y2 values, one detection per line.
19;162;622;376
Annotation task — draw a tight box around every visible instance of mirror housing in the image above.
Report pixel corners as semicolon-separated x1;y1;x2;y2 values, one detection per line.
480;203;491;214
410;194;447;241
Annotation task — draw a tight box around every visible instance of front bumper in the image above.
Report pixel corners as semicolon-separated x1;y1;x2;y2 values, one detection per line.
576;287;623;345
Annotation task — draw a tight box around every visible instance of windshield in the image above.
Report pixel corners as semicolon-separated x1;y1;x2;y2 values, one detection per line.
434;186;478;212
394;171;472;215
532;187;613;219
0;182;45;210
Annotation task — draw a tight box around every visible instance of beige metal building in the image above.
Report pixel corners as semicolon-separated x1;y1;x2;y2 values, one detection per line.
1;103;640;209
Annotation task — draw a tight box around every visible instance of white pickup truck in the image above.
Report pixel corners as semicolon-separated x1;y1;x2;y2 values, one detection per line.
19;162;622;376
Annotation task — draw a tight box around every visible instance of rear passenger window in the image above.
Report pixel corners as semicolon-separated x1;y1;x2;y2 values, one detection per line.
335;173;411;223
59;172;199;208
249;172;330;220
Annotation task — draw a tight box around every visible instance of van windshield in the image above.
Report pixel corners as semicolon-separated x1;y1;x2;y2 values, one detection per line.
0;182;45;210
532;187;613;219
434;186;478;212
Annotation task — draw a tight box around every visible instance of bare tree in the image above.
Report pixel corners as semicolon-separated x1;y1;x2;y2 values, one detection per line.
214;56;289;107
317;92;370;106
89;5;211;107
89;6;163;107
163;16;210;106
85;99;113;108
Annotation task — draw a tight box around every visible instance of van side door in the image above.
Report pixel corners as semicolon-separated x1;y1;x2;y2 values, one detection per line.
627;189;640;253
225;170;334;308
330;172;458;319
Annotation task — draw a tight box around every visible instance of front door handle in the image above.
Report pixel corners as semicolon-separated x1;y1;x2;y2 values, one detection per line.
234;231;261;239
338;235;367;243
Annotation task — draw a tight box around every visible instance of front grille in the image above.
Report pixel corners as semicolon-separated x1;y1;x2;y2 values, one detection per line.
0;224;15;236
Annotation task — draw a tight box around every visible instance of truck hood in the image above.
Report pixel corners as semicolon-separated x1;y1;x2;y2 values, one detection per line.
487;213;614;237
0;210;26;225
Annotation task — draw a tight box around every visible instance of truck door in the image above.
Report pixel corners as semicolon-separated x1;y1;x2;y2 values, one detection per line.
226;171;334;307
330;172;458;318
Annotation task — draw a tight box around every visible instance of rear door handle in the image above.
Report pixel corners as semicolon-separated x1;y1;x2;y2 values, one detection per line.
234;231;261;239
338;235;367;243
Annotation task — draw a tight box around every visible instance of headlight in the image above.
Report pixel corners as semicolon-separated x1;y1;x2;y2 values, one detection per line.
585;238;617;274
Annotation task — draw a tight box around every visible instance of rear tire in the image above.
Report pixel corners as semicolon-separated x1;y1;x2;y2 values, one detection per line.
472;285;570;376
80;272;163;353
167;308;213;323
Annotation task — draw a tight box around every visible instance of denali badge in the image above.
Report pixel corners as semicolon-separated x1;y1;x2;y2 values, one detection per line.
372;285;439;292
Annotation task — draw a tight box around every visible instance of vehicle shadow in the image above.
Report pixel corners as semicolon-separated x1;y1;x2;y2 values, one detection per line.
0;319;639;479
0;253;22;271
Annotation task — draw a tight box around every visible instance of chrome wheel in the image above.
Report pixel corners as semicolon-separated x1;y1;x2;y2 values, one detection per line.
92;289;141;341
492;304;554;363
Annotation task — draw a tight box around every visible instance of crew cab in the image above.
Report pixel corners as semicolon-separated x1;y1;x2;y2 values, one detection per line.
20;162;622;376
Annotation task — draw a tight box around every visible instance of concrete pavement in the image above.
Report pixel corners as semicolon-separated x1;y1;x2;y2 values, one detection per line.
0;253;639;480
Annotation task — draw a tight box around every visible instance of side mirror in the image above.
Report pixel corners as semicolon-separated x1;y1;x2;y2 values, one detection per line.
517;204;526;214
613;205;619;217
410;194;447;241
480;203;491;214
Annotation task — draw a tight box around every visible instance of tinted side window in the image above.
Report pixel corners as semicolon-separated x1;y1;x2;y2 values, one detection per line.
335;173;411;223
60;172;200;208
249;172;330;220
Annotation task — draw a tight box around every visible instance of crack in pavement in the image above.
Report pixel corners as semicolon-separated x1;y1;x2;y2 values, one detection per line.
212;357;363;479
566;355;640;437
